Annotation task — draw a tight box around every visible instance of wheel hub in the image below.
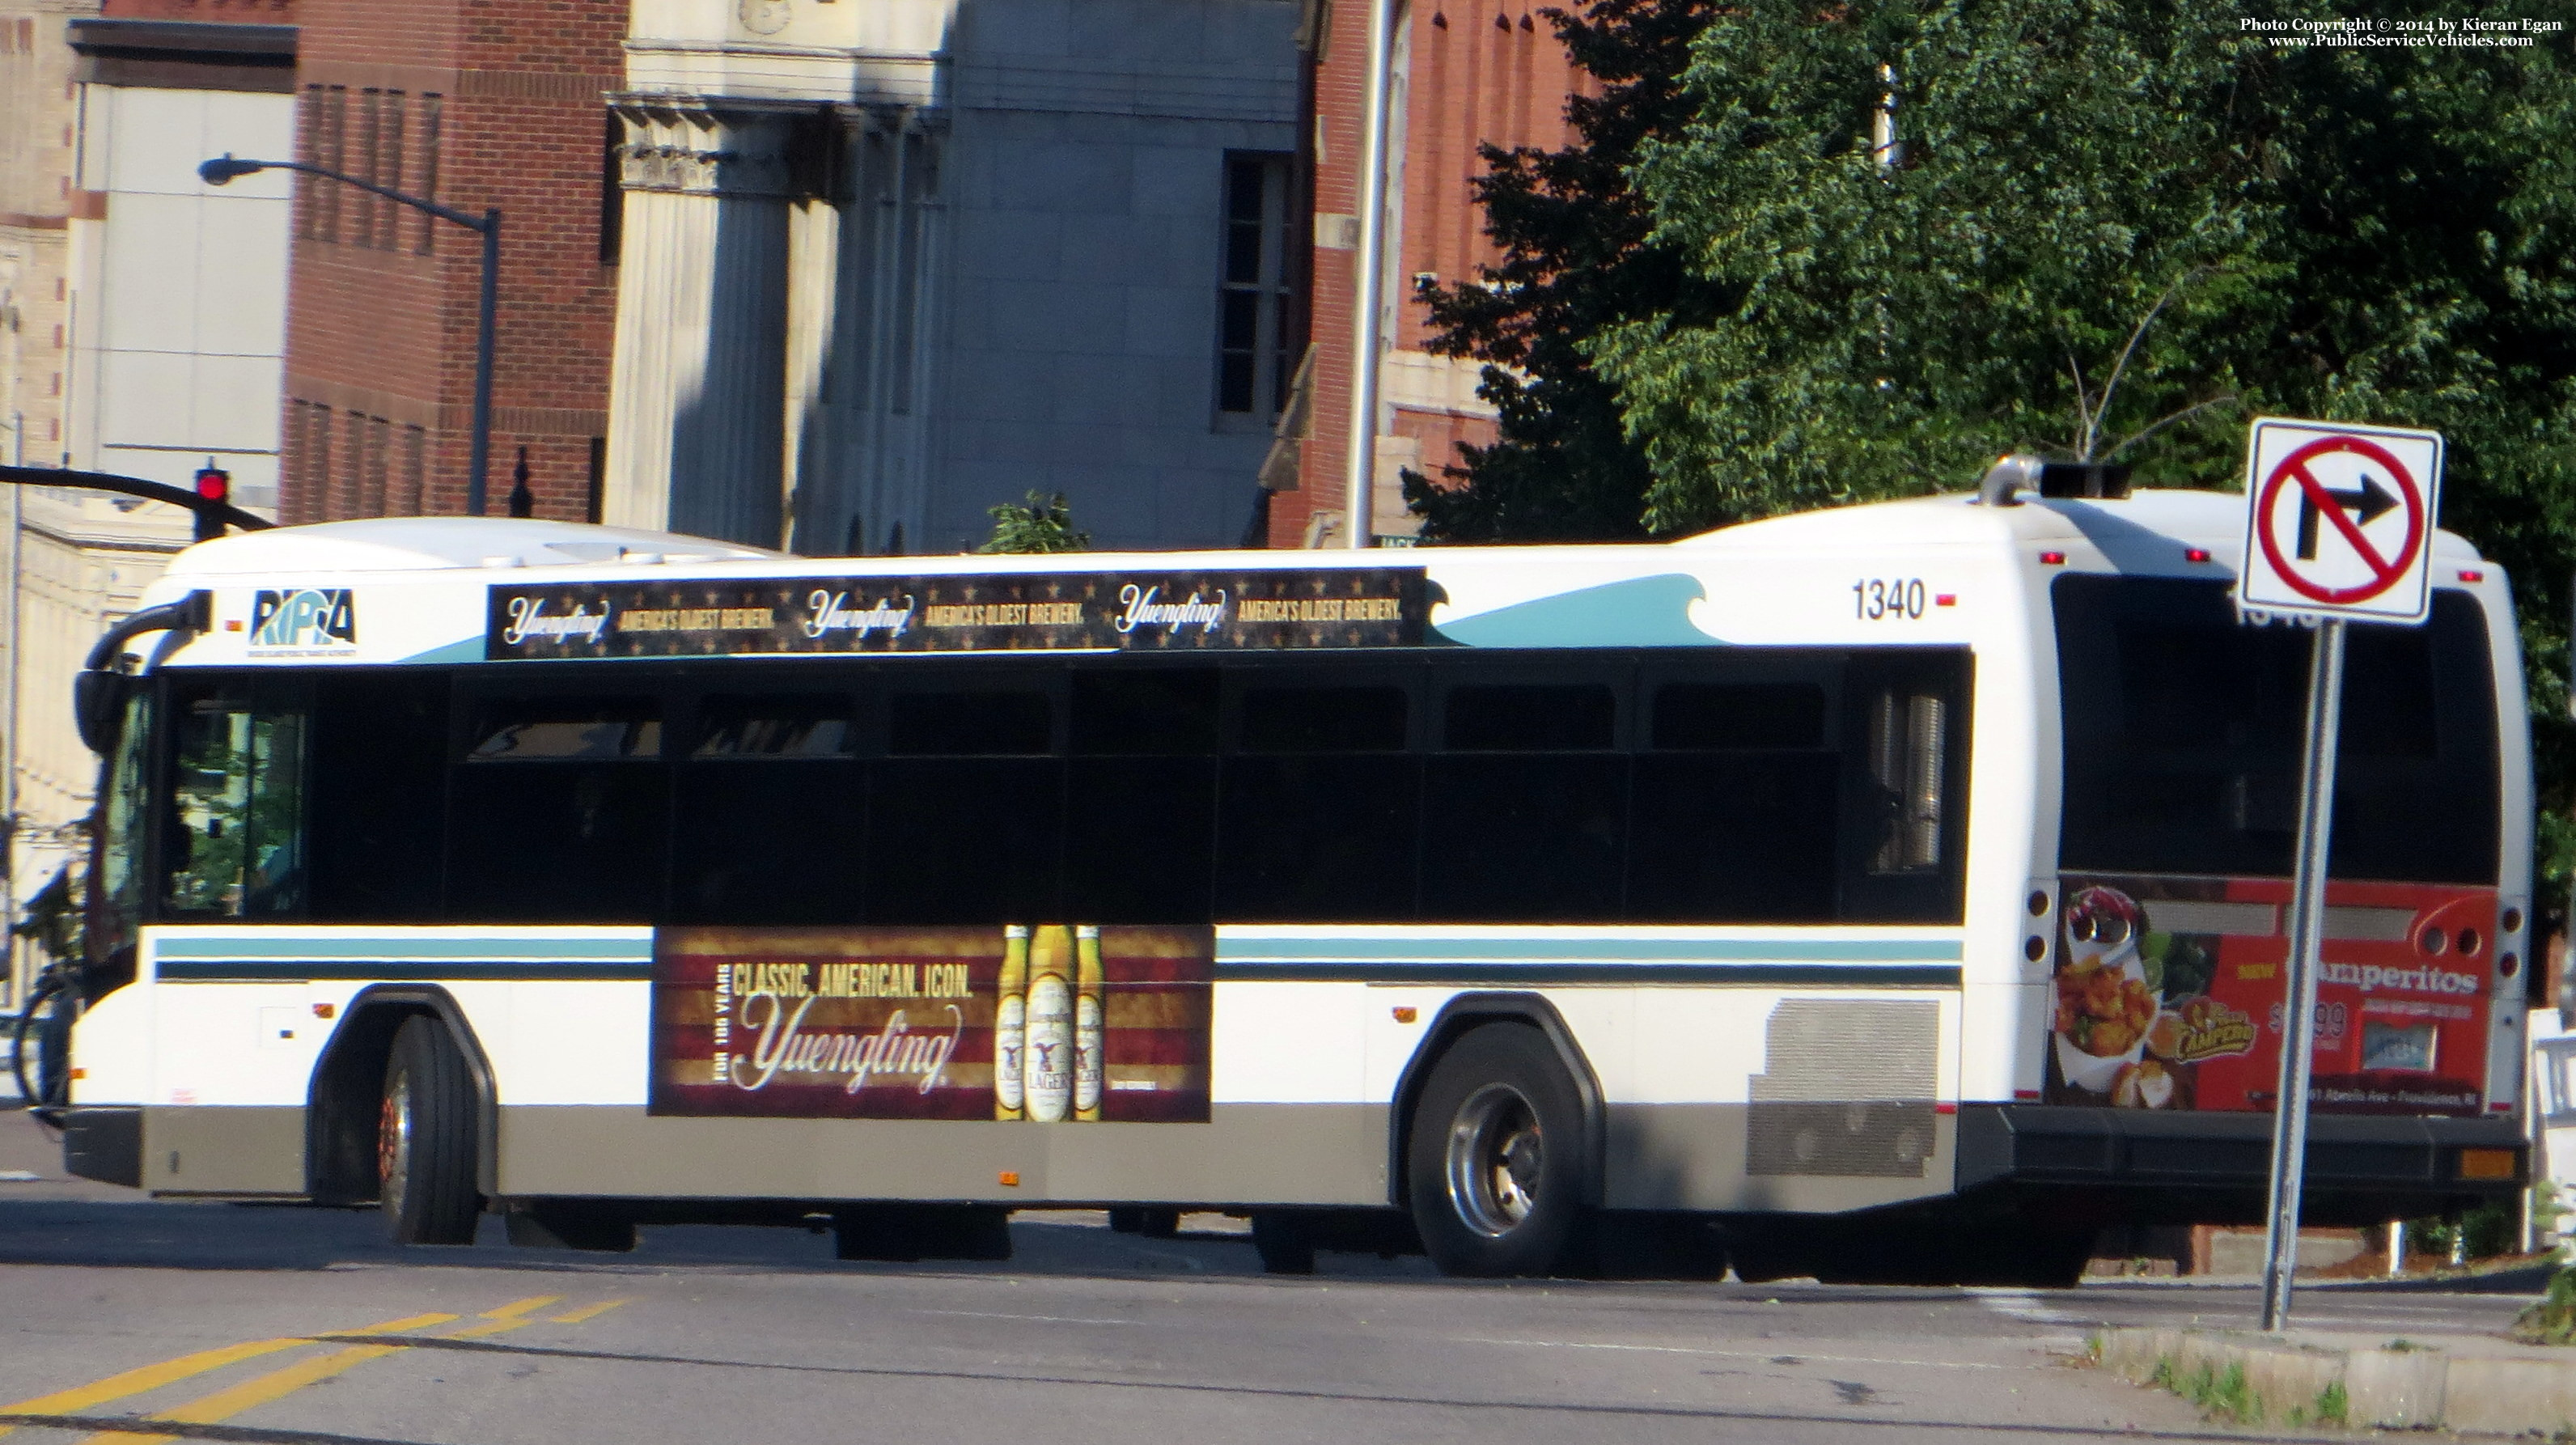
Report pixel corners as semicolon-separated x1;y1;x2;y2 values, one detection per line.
1446;1083;1544;1238
379;1075;411;1214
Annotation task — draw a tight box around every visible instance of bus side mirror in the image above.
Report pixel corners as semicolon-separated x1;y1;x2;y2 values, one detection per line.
74;668;125;755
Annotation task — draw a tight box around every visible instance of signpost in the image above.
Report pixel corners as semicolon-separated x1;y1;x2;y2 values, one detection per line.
2236;417;2446;1332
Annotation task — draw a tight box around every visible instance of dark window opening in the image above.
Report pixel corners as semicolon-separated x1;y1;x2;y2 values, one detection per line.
888;689;1051;756
1444;684;1615;752
1652;682;1826;751
1239;684;1405;752
695;693;853;757
2053;575;2499;884
467;698;661;761
307;672;447;921
1072;668;1219;755
450;694;669;922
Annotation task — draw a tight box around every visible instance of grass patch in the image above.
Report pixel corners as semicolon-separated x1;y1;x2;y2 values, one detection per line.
2153;1357;2259;1422
2316;1379;2349;1425
2517;1267;2576;1345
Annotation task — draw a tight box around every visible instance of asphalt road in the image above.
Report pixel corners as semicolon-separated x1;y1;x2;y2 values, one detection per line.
0;1109;2547;1445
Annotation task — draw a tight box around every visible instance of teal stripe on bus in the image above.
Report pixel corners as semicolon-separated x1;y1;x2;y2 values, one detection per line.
1213;960;1962;987
155;960;652;981
1214;936;1961;963
151;936;650;960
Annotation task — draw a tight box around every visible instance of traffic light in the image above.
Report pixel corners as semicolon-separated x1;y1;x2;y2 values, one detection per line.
191;460;229;543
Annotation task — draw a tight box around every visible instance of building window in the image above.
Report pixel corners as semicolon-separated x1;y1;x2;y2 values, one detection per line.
375;91;407;250
403;426;426;515
354;90;379;246
1214;152;1294;422
317;85;347;244
416;94;443;255
294;87;320;239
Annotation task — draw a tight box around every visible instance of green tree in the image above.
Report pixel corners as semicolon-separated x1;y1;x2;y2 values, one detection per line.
977;491;1091;554
1597;0;2576;887
1407;0;1725;542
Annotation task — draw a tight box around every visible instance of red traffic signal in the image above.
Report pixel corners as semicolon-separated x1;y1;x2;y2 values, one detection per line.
191;460;230;541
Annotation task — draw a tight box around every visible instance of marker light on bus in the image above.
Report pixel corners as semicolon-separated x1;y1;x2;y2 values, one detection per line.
2459;569;2485;583
2456;1148;2516;1180
2184;548;2211;563
2040;551;2066;566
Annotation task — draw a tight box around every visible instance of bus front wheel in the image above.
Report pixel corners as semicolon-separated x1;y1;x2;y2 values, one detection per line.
1407;1024;1587;1277
379;1016;481;1246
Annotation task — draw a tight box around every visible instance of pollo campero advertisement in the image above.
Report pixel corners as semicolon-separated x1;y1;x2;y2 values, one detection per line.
2044;876;2495;1114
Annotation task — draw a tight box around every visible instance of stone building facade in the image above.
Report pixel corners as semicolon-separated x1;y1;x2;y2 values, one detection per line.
604;0;1303;554
0;0;296;1007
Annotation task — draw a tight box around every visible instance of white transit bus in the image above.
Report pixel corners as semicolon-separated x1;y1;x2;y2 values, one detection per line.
42;462;2535;1284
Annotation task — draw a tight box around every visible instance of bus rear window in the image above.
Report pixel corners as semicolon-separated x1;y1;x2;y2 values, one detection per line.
2053;575;2499;884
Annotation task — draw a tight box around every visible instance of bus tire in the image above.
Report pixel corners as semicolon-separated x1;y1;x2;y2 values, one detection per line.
379;1016;481;1246
1406;1023;1587;1278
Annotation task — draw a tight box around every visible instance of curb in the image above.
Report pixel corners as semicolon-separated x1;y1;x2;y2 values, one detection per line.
2096;1326;2576;1434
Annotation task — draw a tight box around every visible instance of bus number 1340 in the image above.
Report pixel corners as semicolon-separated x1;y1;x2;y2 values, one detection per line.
1854;578;1926;621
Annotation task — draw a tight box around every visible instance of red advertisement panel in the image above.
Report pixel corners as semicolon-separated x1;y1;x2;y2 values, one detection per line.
2044;875;2494;1115
650;925;1212;1121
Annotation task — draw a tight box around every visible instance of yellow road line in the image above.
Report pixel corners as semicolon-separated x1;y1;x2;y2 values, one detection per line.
0;1311;455;1440
25;1295;621;1445
474;1295;563;1323
549;1299;628;1325
91;1341;411;1445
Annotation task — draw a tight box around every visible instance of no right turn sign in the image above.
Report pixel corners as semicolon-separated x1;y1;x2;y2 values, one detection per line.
2236;418;2445;625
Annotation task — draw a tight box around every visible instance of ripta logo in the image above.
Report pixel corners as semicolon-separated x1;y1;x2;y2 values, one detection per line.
248;588;357;650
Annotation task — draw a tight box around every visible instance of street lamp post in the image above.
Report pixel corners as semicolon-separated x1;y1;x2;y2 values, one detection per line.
200;153;501;515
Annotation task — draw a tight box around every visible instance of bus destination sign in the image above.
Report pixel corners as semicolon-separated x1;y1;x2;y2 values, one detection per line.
649;924;1213;1123
486;566;1431;660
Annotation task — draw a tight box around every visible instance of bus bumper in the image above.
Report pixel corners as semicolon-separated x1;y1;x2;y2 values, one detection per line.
1956;1104;2523;1223
61;1107;142;1188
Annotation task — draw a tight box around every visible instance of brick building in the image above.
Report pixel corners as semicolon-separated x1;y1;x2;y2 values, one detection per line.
278;0;623;524
1264;0;1589;547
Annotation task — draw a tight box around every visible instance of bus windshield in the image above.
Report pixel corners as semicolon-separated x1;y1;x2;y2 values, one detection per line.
2053;574;2500;884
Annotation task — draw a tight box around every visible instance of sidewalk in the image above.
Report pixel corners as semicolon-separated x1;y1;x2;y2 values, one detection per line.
2098;1322;2576;1434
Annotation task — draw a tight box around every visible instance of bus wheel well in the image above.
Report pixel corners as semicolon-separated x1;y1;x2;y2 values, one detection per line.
1388;995;1604;1214
307;989;495;1206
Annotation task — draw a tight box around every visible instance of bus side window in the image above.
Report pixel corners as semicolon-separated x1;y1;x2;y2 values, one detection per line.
307;672;450;922
449;696;667;923
91;689;156;975
674;692;862;926
1838;652;1972;924
163;691;308;918
1422;678;1625;922
1066;667;1218;923
1217;679;1418;922
871;683;1061;924
1629;680;1837;923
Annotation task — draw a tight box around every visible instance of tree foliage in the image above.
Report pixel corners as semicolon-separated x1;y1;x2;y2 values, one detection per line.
1408;0;1725;541
977;491;1091;554
1591;0;2576;885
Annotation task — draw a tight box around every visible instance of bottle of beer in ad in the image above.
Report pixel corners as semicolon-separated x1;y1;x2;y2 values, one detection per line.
1025;925;1076;1122
1075;924;1104;1121
994;924;1029;1121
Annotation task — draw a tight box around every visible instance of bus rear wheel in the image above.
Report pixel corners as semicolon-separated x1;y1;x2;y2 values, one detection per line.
379;1016;481;1245
1407;1024;1587;1277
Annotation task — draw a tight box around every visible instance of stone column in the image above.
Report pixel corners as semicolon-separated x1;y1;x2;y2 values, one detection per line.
813;107;945;557
604;105;795;549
